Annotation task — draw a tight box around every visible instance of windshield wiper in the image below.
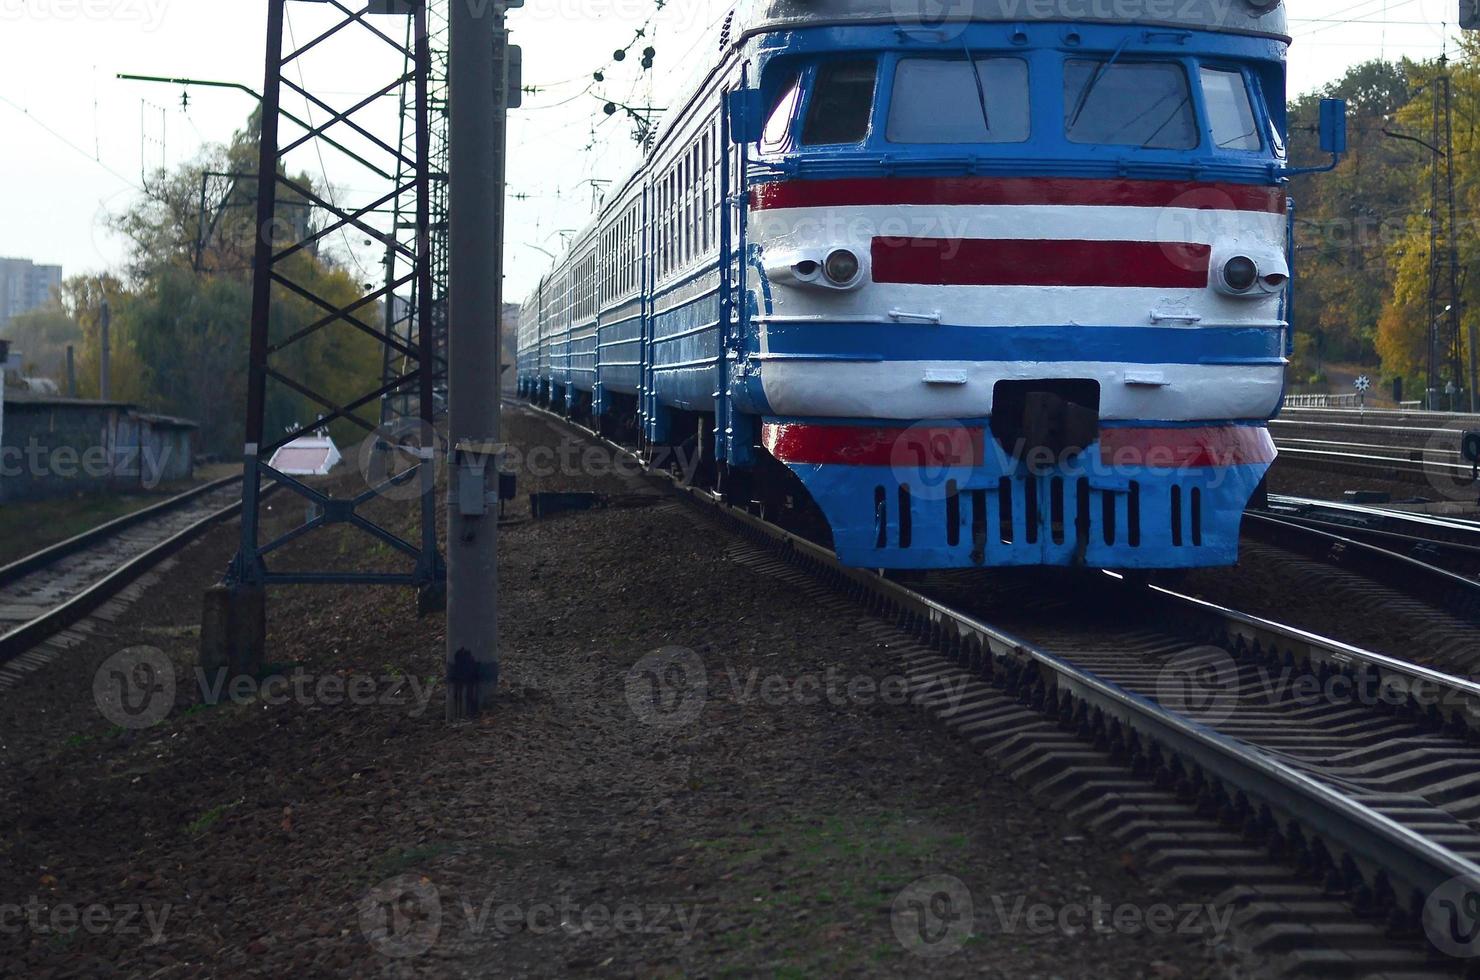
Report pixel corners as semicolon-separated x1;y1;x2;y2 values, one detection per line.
963;38;990;132
1067;34;1132;132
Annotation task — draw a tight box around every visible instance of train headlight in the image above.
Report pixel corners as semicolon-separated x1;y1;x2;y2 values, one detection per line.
823;248;861;287
765;248;867;291
1221;255;1258;293
1210;247;1288;298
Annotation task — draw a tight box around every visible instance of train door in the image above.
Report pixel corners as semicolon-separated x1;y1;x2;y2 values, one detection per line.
718;68;756;472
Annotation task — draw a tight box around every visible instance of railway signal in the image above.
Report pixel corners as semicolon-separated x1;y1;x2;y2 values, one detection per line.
1463;431;1480;483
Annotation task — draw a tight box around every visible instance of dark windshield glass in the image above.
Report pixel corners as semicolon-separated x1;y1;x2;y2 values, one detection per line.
1064;60;1197;149
887;58;1029;143
802;59;877;145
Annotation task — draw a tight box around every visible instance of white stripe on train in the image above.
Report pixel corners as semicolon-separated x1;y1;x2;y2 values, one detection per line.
756;358;1284;422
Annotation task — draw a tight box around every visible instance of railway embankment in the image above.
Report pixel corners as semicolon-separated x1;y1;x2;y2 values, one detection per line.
0;408;1235;978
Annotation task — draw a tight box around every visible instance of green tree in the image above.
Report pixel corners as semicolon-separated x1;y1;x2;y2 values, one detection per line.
97;110;385;454
1288;59;1416;372
1373;41;1480;395
0;304;81;382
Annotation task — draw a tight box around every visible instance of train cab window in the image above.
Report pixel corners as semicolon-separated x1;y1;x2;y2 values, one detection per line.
761;74;802;153
887;57;1029;144
1064;60;1197;149
1201;67;1261;151
801;59;877;145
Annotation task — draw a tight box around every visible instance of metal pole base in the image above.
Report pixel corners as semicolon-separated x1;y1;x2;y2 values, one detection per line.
446;648;498;721
417;580;447;616
199;583;266;682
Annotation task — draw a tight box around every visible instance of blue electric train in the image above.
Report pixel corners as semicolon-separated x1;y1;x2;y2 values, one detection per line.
517;0;1343;571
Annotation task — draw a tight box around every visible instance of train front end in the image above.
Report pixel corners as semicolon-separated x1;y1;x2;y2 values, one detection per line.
732;0;1294;570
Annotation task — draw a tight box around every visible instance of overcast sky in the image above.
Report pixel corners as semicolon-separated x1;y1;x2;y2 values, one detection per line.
0;0;1466;302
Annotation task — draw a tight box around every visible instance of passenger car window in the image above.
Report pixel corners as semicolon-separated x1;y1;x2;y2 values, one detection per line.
1201;67;1261;151
761;74;802;152
802;59;877;145
887;58;1029;144
1064;60;1197;149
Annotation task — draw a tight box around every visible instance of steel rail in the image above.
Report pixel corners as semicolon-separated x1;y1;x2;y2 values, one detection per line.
0;479;247;665
1240;512;1480;622
1277;437;1458;458
518;399;1480;932
1273;419;1468;440
1280;407;1480;427
1268;494;1480;535
0;475;240;588
1274;446;1474;485
1256;497;1480;576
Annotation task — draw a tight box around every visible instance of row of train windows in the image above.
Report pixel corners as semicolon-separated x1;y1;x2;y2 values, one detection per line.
654;115;727;282
586;116;735;299
600;206;640;301
764;57;1268;153
557;250;598;323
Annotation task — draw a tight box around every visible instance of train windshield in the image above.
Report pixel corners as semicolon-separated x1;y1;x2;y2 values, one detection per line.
1201;67;1261;151
1064;60;1197;149
887;58;1029;143
761;74;803;152
802;59;877;144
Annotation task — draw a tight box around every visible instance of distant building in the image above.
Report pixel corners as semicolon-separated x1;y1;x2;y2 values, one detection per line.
0;257;63;326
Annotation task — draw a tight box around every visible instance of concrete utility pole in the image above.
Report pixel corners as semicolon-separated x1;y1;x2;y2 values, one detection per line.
445;0;516;720
65;345;76;398
99;294;111;401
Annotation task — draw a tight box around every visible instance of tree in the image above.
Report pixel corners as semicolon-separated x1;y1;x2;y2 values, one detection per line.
1371;40;1480;397
0;305;81;382
57;274;153;405
1287;59;1416;373
92;110;386;454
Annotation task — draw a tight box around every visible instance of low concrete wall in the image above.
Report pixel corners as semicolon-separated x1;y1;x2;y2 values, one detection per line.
0;398;196;503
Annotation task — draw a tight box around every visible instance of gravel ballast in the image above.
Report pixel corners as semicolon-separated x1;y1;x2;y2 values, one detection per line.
0;406;1243;978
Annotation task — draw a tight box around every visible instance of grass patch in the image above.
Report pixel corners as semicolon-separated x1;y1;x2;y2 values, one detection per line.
186;804;230;836
373;842;458;878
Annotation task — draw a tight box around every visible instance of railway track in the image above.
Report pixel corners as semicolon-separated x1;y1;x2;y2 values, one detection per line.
1238;514;1480;631
1258;495;1480;579
0;476;244;686
1270;411;1478;490
1280;408;1480;429
523;399;1480;973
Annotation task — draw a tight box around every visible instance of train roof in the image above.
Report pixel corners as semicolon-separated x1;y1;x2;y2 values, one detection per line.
734;0;1288;41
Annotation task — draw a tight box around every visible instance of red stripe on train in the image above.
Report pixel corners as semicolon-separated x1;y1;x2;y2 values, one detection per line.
1098;426;1276;468
750;177;1286;213
762;423;1275;469
763;423;985;468
871;238;1211;289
